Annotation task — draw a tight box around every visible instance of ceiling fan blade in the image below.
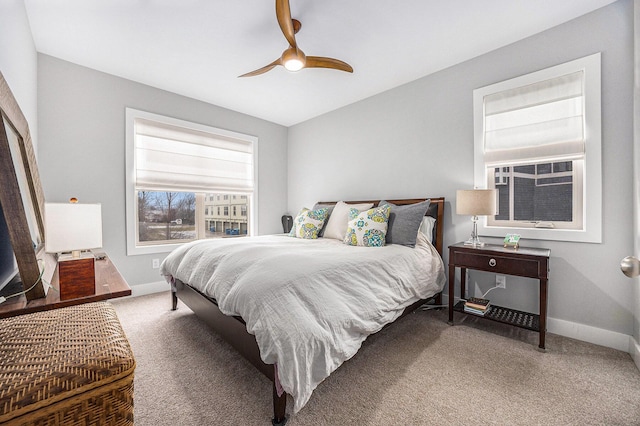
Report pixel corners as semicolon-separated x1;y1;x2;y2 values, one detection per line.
276;0;297;48
305;56;353;73
238;59;282;77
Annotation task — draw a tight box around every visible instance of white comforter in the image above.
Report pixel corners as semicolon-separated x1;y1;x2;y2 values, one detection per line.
160;232;445;413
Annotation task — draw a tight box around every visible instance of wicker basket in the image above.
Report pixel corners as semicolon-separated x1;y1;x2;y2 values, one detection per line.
0;302;135;425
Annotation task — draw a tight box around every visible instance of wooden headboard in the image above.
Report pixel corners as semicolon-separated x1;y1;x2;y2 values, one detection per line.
315;197;445;256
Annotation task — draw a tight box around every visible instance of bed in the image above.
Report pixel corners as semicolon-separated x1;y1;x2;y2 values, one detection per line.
162;197;445;425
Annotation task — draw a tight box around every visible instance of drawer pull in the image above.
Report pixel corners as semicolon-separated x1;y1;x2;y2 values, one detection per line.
489;258;497;267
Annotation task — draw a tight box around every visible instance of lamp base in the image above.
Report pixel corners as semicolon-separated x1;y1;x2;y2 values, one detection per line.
463;239;486;247
57;252;96;300
463;215;485;247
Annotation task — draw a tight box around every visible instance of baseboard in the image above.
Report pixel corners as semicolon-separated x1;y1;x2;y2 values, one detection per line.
546;317;630;352
630;335;640;371
130;280;168;297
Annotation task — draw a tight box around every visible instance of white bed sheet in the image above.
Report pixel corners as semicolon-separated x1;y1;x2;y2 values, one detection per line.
161;232;446;413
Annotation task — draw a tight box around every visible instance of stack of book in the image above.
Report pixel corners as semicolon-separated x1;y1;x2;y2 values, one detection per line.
464;297;491;316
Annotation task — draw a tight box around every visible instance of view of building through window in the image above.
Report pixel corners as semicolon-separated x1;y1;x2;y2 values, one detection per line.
137;191;249;243
204;193;249;237
491;160;574;224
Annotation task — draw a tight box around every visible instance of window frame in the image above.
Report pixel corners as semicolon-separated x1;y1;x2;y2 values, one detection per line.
473;53;602;243
125;108;258;255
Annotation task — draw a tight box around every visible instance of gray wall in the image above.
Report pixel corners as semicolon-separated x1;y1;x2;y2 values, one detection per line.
37;55;288;288
289;1;635;337
0;1;38;147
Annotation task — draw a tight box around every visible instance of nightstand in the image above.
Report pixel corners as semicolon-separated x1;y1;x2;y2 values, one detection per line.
448;242;550;349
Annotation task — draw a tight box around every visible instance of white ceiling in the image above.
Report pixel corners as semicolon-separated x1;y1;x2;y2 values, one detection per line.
23;0;617;127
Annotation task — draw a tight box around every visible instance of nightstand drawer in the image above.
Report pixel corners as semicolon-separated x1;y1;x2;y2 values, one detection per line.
453;252;542;278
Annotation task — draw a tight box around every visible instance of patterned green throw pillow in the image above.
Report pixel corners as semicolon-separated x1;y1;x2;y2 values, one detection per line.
343;205;391;247
289;207;329;239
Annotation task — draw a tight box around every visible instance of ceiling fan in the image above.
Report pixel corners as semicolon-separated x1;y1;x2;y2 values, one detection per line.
239;0;353;77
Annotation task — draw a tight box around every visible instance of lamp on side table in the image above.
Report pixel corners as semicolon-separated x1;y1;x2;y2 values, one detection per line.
456;189;497;247
45;201;103;300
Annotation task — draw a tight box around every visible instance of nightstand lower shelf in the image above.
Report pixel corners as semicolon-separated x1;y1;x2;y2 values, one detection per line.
453;301;540;332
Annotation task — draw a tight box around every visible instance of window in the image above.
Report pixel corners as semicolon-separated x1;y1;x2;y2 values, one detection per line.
126;108;258;255
473;53;601;243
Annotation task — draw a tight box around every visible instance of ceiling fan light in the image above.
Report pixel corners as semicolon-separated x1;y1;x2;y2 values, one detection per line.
282;47;306;72
284;58;304;71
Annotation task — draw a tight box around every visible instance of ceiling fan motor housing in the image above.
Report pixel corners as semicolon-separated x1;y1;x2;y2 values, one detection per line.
282;47;306;71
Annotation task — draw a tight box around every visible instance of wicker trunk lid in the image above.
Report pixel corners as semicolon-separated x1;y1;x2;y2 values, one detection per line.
0;302;135;425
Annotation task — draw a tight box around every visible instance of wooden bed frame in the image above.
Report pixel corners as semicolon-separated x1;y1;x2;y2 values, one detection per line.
170;197;445;425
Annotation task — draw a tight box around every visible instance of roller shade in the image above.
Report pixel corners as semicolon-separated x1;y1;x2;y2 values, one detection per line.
483;71;585;165
134;118;254;193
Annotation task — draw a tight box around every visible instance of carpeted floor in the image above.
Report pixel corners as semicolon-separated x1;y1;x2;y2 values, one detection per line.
111;292;640;425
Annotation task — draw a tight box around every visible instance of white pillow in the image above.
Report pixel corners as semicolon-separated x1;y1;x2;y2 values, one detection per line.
322;201;373;240
419;216;436;244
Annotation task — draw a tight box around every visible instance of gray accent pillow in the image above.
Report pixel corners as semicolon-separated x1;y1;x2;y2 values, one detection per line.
379;200;431;247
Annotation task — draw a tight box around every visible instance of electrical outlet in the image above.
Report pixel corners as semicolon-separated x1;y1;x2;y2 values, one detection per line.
496;275;506;289
152;258;160;269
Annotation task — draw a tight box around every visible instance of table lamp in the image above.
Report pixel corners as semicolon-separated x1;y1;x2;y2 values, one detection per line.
45;200;103;300
456;189;497;247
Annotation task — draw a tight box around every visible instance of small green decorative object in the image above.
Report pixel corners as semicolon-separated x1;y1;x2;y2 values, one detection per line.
504;233;521;248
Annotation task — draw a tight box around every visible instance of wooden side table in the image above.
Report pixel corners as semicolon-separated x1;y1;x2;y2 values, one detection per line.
448;242;550;349
0;255;131;318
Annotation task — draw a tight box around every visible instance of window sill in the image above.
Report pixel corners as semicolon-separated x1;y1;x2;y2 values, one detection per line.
127;242;185;256
479;223;601;244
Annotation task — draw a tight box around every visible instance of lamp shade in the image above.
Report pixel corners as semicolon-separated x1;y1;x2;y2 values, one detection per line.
456;189;498;216
45;203;103;254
